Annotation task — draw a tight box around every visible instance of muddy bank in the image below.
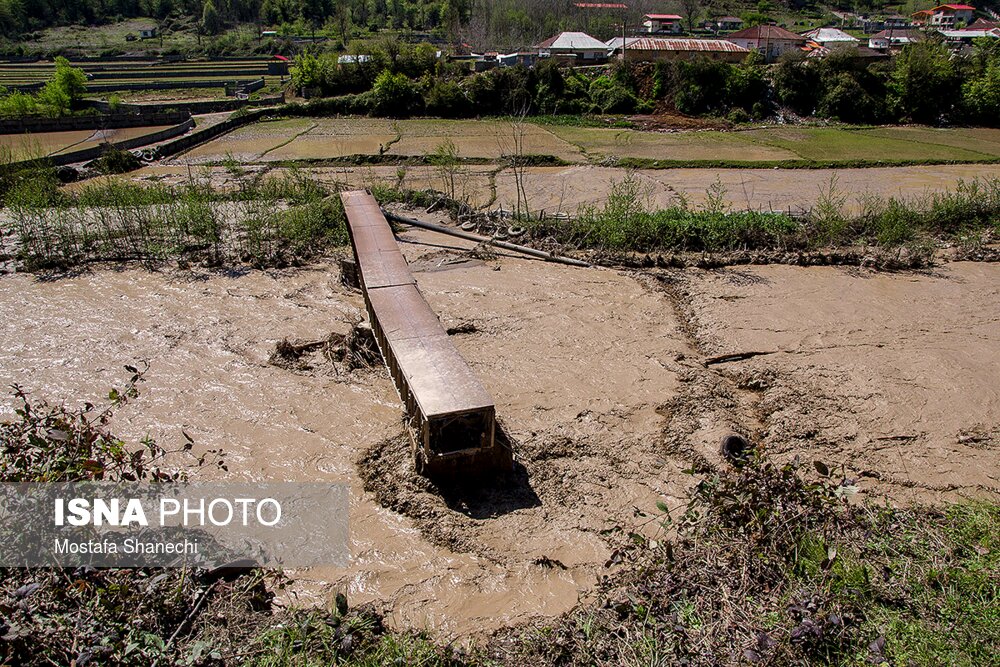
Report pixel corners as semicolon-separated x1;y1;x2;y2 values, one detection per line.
669;262;1000;502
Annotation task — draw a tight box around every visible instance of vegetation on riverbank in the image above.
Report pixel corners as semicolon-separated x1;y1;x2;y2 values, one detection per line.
523;172;1000;254
2;162;999;272
2;167;347;270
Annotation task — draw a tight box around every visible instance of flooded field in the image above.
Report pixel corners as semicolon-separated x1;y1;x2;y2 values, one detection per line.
173;118;1000;166
1;219;997;637
0;125;180;160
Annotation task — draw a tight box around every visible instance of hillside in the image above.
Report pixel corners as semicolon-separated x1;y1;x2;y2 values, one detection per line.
1;0;984;55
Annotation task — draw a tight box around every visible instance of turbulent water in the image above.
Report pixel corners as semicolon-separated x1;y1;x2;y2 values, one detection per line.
2;228;998;636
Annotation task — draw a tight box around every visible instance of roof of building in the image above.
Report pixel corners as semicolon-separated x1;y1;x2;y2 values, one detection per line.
644;13;683;20
870;28;925;40
802;27;860;42
537;31;609;50
625;37;750;52
726;24;806;41
939;28;1000;37
963;17;999;29
936;4;976;10
605;36;641;48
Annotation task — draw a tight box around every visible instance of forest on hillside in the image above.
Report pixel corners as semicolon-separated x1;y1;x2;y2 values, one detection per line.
0;0;909;49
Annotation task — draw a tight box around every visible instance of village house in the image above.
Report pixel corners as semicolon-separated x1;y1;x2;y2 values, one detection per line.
714;16;744;32
498;50;543;67
939;26;1000;43
725;24;806;62
138;26;157;39
868;28;924;50
618;37;750;62
801;27;860;47
912;4;976;27
963;17;1000;29
536;32;609;63
643;14;684;34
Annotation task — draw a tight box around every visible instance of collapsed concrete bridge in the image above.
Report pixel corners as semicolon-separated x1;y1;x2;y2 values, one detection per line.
340;190;512;477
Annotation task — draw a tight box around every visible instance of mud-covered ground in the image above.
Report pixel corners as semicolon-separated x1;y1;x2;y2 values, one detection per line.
668;262;1000;502
131;162;1000;215
1;221;997;638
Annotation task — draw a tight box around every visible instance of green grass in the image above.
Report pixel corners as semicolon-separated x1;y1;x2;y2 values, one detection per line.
741;127;994;162
823;503;999;667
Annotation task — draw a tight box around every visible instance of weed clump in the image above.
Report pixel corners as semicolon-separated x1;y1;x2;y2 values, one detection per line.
488;456;998;667
2;169;347;270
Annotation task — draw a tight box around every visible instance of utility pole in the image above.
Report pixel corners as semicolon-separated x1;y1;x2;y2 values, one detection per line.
621;18;627;63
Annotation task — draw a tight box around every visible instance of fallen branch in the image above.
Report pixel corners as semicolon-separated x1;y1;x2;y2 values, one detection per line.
703;351;778;366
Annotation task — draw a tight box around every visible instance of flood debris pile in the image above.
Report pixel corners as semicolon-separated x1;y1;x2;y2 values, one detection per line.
268;322;380;374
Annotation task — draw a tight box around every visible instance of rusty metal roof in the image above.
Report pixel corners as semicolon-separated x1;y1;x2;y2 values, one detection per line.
726;24;806;41
626;38;750;52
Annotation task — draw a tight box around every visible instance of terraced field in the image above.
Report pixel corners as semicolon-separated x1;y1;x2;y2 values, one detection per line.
175;117;1000;169
0;58;279;94
0;125;180;160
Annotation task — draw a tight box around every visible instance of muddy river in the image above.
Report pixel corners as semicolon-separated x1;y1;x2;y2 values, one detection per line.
1;228;997;637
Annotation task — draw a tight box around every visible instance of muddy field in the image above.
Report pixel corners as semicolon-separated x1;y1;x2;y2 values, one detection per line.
1;215;997;638
0;125;181;160
173;118;1000;167
130;162;1000;215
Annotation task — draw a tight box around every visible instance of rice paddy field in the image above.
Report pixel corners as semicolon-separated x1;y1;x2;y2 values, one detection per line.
174;117;1000;167
0;58;280;94
0;125;179;160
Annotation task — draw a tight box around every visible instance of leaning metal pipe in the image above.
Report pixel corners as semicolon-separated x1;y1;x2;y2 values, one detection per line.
382;209;591;268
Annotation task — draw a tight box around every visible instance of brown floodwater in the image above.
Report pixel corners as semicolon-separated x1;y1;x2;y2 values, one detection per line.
2;229;998;637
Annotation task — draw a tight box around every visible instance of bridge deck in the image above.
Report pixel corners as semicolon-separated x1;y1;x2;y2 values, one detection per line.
341;190;495;421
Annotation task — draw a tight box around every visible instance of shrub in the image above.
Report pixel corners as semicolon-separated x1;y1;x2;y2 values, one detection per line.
370;69;422;117
423;78;470;117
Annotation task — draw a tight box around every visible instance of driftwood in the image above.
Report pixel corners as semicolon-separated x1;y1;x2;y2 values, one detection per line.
703;351;777;366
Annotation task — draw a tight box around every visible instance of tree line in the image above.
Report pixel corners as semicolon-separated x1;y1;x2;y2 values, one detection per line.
288;36;1000;126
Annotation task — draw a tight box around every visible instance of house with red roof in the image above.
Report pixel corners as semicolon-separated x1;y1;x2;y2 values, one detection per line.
912;4;975;27
725;24;807;62
643;13;684;34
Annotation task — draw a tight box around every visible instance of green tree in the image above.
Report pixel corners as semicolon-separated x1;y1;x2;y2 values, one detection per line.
889;40;959;123
37;57;87;115
370;69;421;116
290;51;330;91
201;0;222;35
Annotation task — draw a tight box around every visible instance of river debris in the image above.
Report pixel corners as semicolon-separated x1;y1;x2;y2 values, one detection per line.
269;322;380;374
